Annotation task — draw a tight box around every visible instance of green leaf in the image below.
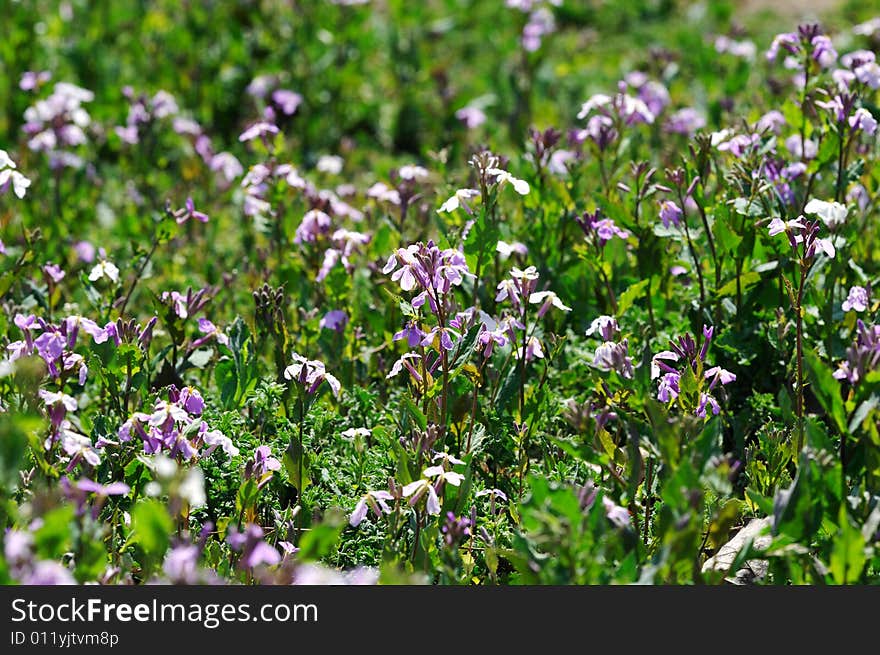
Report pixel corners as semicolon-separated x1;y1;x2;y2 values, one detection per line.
33;505;75;559
616;279;649;318
297;509;346;561
462;206;499;276
131;499;173;558
829;507;867;584
804;350;847;434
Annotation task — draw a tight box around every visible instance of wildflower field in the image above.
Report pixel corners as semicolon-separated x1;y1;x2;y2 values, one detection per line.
1;0;880;586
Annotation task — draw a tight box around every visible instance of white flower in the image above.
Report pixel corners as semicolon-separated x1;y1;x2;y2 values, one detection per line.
803;199;848;227
438;188;480;213
576;94;612;119
38;389;78;412
341;427;371;440
0;149;16;169
528;290;572;314
496;240;528;259
423;465;465;486
316;154;344;175
88;259;120;283
487;167;530;195
0;168;31;199
398;164;429;180
432;452;466;466
179;466;207;508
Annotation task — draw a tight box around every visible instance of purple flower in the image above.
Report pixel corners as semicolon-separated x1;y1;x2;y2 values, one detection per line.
163;544;201;584
75;478;130;496
294;209;332;244
175;197;209;225
843;286;870;313
319;310;348;332
42;263;65;284
74;240;96;263
393;321;426;348
193;318;229;348
834;320;880;385
441;512;472;547
271;89;303;115
664;107;706;135
209;152;243;183
22;561;76;585
659;200;682;228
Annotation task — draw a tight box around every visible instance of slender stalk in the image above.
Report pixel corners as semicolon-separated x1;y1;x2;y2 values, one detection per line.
118;235;160;316
794;265;807;453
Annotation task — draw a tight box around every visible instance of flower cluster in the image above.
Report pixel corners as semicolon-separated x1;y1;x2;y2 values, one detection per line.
651;326;736;417
115;386;238;460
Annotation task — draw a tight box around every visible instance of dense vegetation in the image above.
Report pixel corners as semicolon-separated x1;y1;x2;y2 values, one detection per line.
2;0;880;585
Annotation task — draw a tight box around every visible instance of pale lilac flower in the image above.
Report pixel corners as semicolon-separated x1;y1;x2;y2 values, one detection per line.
402;478;442;515
43;263;65;283
716;133;760;158
210;152;244;182
367;182;401;205
755;110;786;134
350;490;395;527
591;341;634;379
785;135;818;160
283;352;341;397
175;197;209;225
664;107;706;135
586;315;619;341
767;217;807;236
194;318;229;347
0;167;31;199
294;209;332;244
201;426;239;457
516;335;544;362
455;105;486;128
319;310;348;332
61;423;101;468
714;36;756;60
272;89;303;115
238;122;279;143
496;240;529;260
602;496;631;528
766;32;800;61
854;17;880;37
19;70;51;91
855;61;880;88
398;164;429;181
74;241;96;263
843;286;869;312
849;108;878;135
23;561;76;585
